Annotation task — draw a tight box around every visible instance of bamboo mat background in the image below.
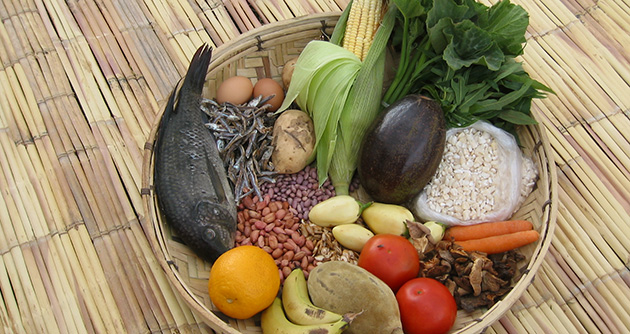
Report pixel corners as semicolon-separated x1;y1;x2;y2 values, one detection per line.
0;0;628;333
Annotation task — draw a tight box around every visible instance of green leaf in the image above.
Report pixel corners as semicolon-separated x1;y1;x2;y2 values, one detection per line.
393;0;425;20
479;0;529;55
442;20;505;70
498;110;538;124
427;0;475;29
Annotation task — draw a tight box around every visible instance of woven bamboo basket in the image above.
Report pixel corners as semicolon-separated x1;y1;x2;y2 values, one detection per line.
141;12;558;334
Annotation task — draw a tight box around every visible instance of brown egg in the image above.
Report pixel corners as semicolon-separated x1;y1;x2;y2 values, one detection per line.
253;78;285;111
216;76;253;105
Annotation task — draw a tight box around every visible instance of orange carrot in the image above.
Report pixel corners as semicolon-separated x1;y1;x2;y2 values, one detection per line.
445;220;533;241
455;230;540;254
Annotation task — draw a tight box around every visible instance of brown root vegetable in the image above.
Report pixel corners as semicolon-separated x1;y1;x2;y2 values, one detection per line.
282;57;298;89
307;261;403;334
271;109;315;174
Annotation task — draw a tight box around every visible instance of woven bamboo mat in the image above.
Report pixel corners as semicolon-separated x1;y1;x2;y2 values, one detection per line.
0;0;628;333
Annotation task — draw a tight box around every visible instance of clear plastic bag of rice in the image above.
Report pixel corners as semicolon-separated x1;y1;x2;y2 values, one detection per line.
412;121;538;226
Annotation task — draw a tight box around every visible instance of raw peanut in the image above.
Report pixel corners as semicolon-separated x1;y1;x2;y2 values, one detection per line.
301;256;309;269
243;225;251;237
250;230;261;243
241;238;252;246
272;248;283;259
294;251;306;261
249;210;261;219
243;210;250;220
283;250;295;261
284;219;294;229
284;228;295;235
282;266;292;278
275;209;287;220
262;207;271;216
268;235;278;249
256;201;266;211
242;196;255;210
253;195;260;203
300;246;312;256
263;213;276;223
268;202;278;212
277;234;289;243
305;239;314;250
291;223;300;231
265;223;275;232
291;233;303;246
257;235;265;248
274;220;283;227
237;223;244;232
237;212;245;225
278;269;284;281
254;220;266;230
281;259;290;267
282;202;289;210
286;239;299;252
263;195;271;206
282;239;297;249
273;227;285;235
235;234;245;243
262;246;273;254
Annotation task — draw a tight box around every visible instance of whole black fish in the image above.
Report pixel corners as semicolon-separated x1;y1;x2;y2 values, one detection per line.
154;44;237;263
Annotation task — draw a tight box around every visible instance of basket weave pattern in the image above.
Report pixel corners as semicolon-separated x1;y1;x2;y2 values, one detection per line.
141;13;557;334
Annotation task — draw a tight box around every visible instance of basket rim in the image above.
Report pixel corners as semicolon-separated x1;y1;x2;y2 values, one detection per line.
140;12;558;334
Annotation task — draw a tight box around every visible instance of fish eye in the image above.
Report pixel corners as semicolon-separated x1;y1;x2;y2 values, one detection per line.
203;228;216;242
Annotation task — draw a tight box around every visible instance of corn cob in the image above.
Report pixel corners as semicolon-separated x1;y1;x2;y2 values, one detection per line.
342;0;383;61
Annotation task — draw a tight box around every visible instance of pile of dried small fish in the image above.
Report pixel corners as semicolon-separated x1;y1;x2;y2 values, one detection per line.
202;95;278;201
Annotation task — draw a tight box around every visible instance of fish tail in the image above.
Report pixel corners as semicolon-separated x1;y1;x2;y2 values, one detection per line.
181;44;213;95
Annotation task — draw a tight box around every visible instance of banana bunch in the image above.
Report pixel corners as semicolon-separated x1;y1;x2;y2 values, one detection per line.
261;269;358;334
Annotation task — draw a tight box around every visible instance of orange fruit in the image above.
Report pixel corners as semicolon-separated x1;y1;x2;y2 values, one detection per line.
208;245;280;319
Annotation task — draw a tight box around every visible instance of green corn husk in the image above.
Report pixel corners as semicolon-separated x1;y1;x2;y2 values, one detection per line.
279;2;398;194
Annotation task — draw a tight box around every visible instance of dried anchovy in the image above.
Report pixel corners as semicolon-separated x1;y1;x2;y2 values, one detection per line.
202;96;279;202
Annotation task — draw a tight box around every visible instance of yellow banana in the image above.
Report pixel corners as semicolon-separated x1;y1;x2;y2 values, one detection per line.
282;269;343;325
261;298;353;334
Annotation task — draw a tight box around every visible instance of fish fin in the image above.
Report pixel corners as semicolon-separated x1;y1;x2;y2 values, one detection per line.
155;44;213;172
180;44;213;97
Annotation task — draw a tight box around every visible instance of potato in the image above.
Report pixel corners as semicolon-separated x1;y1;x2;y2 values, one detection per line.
282;57;298;89
307;261;403;334
271;109;315;174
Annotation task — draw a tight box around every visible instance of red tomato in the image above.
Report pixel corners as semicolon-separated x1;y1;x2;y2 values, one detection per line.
357;234;420;292
396;278;457;334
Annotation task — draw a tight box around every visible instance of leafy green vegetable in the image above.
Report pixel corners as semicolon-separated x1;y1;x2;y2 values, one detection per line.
384;0;553;136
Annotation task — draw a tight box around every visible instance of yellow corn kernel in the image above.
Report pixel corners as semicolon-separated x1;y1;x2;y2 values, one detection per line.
342;0;383;61
342;0;363;55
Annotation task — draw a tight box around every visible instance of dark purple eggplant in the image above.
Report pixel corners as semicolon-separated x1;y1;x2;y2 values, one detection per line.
358;95;446;204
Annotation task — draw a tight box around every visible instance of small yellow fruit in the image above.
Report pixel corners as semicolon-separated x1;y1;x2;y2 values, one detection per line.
308;195;360;227
332;224;374;252
362;202;414;235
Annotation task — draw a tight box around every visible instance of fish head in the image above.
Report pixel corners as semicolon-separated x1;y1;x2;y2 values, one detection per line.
194;200;237;261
